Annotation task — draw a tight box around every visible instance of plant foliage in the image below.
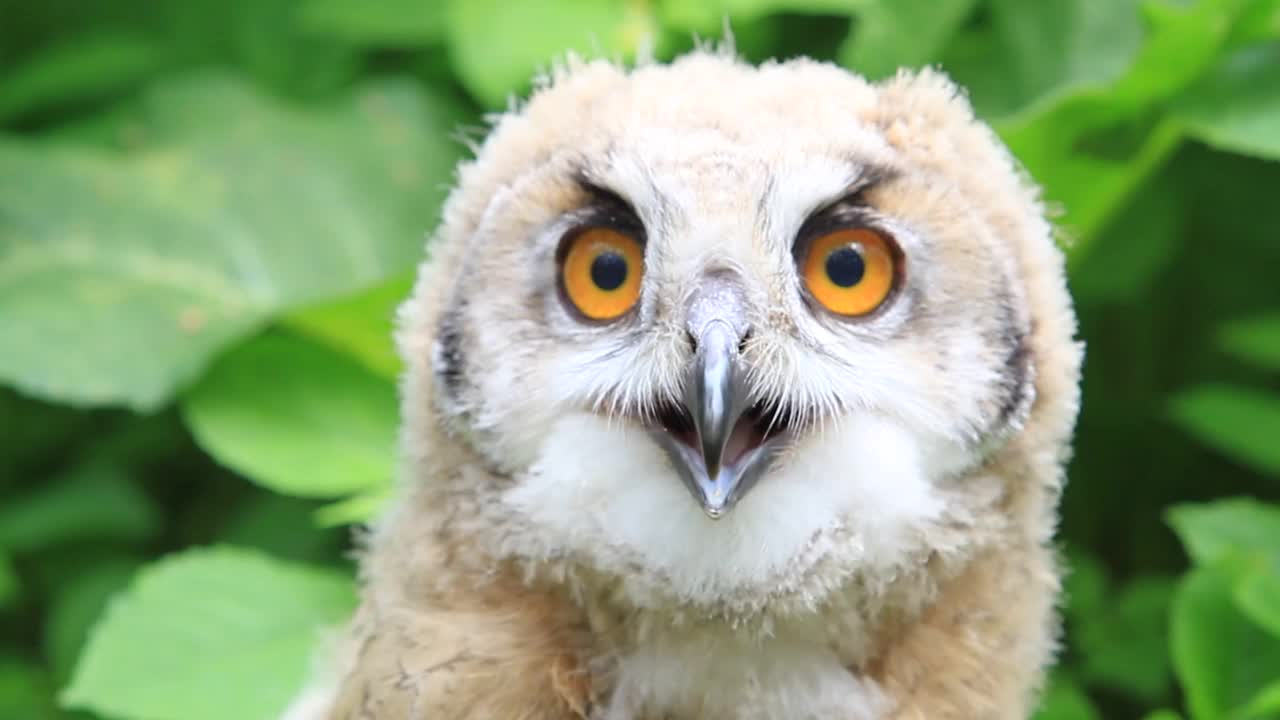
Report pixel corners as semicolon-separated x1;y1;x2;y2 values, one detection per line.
1;0;1278;718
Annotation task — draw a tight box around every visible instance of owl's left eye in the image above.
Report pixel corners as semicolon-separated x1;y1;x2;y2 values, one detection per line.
559;226;645;321
799;226;899;317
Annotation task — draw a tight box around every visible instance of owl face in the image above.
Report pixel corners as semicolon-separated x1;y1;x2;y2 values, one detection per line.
418;54;1045;611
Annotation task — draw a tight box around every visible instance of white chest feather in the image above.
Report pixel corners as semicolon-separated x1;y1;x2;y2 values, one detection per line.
493;412;957;718
498;411;950;610
603;624;889;720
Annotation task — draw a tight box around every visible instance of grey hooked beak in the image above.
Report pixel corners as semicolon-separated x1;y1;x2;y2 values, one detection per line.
651;311;782;519
685;320;748;512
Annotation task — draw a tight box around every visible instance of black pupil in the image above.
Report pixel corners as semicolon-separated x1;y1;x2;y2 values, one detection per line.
590;251;628;291
825;245;865;288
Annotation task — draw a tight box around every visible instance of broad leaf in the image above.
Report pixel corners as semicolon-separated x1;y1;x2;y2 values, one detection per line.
990;0;1143;116
297;0;447;46
1175;42;1280;160
944;0;1142;120
314;487;394;527
1068;172;1182;303
284;272;415;380
1033;674;1101;720
1236;567;1280;639
219;494;346;563
0;391;92;490
0;463;159;553
446;0;662;107
1232;0;1280;44
0;656;57;720
1243;680;1280;717
657;0;859;32
1169;385;1280;477
1077;576;1176;701
1063;548;1109;624
1167;498;1280;567
0;73;465;409
990;0;1251;258
63;546;356;720
1218;313;1280;371
0;31;159;122
0;553;17;609
839;0;978;80
182;333;398;499
43;558;141;683
1171;564;1280;720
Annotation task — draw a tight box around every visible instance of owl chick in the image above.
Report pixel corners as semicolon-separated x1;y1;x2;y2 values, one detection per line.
285;49;1082;720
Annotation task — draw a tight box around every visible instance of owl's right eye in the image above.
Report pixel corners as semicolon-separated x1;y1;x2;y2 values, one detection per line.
559;227;645;321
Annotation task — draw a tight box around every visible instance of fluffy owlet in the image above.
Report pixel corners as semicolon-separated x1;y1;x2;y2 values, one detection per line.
285;49;1083;720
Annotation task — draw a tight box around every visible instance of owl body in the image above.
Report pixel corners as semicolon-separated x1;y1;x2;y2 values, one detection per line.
286;50;1082;720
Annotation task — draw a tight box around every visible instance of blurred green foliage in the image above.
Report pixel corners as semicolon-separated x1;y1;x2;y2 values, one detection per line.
1;0;1278;718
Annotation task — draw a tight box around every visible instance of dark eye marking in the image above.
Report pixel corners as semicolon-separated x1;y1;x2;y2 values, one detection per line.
792;164;897;242
571;175;645;238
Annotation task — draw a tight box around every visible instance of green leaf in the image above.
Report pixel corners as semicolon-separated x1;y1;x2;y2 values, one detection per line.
445;0;662;107
990;0;1253;258
1033;673;1101;720
0;656;57;720
1063;547;1109;623
297;0;447;46
1169;385;1280;477
1174;42;1280;160
996;0;1241;131
944;0;1143;120
210;0;363;98
1168;498;1280;566
1068;170;1182;304
1140;711;1185;720
1232;0;1280;44
839;0;978;80
314;487;393;527
1077;576;1177;701
63;546;355;720
0;31;160;122
1171;564;1280;720
657;0;859;31
1219;313;1280;371
0;73;465;410
1243;680;1280;717
283;271;414;380
182;333;398;499
43;558;141;683
219;494;345;563
0;463;159;553
0;390;91;489
1236;566;1280;639
992;0;1144;116
0;552;17;609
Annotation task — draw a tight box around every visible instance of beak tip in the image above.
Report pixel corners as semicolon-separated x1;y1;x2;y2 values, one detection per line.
697;477;733;519
700;499;729;520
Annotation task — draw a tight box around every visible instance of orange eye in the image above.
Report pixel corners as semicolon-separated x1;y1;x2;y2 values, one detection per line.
800;227;898;317
560;227;645;321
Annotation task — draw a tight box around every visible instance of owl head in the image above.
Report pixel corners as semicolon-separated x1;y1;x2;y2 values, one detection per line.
395;50;1082;617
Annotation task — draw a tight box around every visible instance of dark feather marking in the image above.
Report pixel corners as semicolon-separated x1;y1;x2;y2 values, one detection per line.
993;302;1033;431
435;306;466;402
996;337;1030;426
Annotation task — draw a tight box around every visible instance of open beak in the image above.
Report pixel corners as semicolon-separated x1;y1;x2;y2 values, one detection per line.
650;320;784;519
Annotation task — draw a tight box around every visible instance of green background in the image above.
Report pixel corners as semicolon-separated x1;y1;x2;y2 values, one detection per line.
1;1;1278;718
